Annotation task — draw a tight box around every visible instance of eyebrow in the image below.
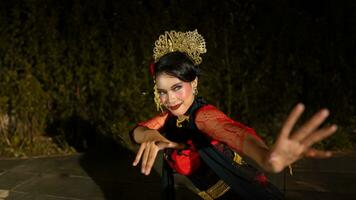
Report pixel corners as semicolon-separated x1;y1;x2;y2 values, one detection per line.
157;82;183;91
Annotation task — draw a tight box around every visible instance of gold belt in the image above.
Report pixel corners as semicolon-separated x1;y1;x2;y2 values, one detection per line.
197;152;243;199
197;180;230;200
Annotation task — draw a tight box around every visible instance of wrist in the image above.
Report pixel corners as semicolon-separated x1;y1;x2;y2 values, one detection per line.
132;126;157;144
262;152;284;173
143;129;162;142
261;152;275;173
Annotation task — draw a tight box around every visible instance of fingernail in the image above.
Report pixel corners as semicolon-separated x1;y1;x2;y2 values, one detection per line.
298;103;305;109
321;109;329;116
331;125;338;131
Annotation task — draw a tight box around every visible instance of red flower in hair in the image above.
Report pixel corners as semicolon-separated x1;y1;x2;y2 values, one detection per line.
149;62;155;77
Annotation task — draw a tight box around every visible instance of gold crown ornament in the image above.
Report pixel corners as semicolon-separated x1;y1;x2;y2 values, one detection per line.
153;29;207;65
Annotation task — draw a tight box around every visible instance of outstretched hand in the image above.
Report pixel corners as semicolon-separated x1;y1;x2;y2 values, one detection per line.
267;103;337;173
132;130;183;175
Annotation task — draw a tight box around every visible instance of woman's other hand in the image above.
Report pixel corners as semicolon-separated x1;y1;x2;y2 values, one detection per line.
266;103;337;173
132;129;183;175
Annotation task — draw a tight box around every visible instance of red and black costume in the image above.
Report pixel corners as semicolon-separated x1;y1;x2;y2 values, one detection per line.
135;97;283;200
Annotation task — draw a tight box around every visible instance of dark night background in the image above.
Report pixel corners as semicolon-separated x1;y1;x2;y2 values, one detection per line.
0;0;355;157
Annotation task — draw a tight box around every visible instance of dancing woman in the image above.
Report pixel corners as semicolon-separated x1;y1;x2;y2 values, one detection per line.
130;30;337;199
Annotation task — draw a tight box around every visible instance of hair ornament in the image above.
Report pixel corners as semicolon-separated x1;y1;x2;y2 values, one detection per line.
153;30;207;65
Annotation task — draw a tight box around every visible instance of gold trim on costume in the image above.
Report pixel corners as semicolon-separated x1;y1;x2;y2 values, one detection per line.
176;115;190;127
196;152;245;199
198;180;231;200
233;152;245;165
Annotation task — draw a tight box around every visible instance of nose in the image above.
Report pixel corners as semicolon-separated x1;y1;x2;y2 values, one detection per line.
167;91;177;104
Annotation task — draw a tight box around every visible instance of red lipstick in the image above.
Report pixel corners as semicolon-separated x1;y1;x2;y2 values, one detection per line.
169;103;182;110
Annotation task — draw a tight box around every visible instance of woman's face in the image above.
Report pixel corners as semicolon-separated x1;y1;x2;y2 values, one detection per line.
156;73;197;116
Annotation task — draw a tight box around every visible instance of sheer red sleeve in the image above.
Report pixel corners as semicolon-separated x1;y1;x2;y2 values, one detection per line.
129;112;169;144
137;112;169;130
195;105;262;154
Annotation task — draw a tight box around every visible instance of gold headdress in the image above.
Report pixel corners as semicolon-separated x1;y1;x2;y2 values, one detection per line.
152;30;207;112
153;29;207;66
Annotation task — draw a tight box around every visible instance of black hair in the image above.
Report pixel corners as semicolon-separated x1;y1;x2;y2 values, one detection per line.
154;51;200;82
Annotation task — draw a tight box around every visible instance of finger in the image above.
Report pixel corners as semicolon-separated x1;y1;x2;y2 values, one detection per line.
305;148;333;158
280;103;305;139
155;140;182;150
291;109;330;141
133;143;146;166
155;141;170;150
301;124;337;147
160;141;184;149
168;142;185;149
144;147;159;175
141;142;153;173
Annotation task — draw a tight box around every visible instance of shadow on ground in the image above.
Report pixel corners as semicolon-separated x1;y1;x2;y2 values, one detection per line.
76;131;199;200
79;145;162;199
44;114;199;199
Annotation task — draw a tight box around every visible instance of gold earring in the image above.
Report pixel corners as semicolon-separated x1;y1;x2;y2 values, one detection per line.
193;87;198;96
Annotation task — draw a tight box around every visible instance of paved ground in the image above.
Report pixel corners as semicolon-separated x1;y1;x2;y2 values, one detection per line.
0;148;355;200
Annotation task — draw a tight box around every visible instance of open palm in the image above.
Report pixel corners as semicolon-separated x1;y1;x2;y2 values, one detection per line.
268;104;337;173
